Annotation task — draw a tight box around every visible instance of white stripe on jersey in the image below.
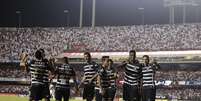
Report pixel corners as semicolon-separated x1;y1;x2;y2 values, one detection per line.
142;69;153;73
32;81;44;84
30;64;46;68
124;81;138;86
126;67;137;72
84;71;96;75
124;73;137;80
124;78;138;83
143;73;154;76
143;76;153;79
84;68;94;71
143;84;154;86
127;64;140;69
143;80;154;83
30;67;49;72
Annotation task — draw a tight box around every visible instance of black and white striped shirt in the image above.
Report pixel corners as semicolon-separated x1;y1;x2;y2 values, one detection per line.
142;64;158;87
107;69;116;87
124;61;141;86
83;61;99;85
55;64;75;88
99;68;110;89
29;59;50;85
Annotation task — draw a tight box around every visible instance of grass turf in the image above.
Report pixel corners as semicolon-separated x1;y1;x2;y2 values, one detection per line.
0;96;81;101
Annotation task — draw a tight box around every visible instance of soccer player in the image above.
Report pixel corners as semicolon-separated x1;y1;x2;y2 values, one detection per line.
107;59;118;101
94;56;110;101
97;56;111;101
25;49;54;101
54;57;79;101
80;52;99;101
141;55;160;101
122;50;142;101
39;49;54;101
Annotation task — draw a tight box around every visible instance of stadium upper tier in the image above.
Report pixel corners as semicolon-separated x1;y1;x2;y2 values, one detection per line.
1;23;201;61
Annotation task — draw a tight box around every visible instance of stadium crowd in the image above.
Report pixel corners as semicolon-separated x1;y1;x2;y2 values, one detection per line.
0;85;29;94
0;68;29;78
1;23;201;61
1;23;201;100
156;70;201;81
157;88;201;100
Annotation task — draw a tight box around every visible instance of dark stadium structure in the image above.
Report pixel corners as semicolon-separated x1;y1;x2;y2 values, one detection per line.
1;0;201;27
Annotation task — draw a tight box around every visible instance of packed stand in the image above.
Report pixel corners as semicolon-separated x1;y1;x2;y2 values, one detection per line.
1;23;201;61
0;68;29;78
157;88;201;100
0;85;29;95
155;70;201;81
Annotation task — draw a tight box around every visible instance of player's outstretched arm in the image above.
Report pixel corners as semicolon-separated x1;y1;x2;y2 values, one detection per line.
116;61;127;69
89;73;99;83
73;76;79;94
20;52;29;72
78;76;86;88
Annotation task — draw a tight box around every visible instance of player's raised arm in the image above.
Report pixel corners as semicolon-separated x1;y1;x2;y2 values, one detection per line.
48;56;56;73
20;50;29;72
97;74;102;94
89;73;99;83
115;60;127;69
49;67;57;83
78;74;86;88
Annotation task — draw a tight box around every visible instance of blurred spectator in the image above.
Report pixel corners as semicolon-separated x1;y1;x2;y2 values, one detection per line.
0;68;29;78
155;70;201;81
1;23;201;61
0;85;29;95
157;88;201;100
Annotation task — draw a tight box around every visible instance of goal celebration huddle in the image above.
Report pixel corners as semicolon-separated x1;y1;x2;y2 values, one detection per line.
20;49;160;101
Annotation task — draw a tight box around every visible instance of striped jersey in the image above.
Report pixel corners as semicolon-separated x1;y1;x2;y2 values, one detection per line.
99;68;110;89
29;59;50;85
107;69;117;87
83;61;99;84
124;60;141;86
142;64;158;87
55;64;75;88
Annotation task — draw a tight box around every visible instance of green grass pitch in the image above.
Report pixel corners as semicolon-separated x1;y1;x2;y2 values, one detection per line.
0;96;81;101
0;95;165;101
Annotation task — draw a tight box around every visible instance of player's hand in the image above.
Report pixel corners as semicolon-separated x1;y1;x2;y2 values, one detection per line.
75;88;79;95
101;89;105;96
